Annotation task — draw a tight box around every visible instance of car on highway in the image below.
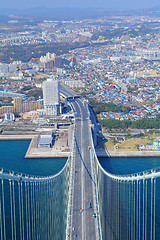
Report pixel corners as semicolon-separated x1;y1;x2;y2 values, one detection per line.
92;212;96;218
88;202;92;208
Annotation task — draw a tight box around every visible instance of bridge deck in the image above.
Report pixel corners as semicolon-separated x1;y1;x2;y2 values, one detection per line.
69;99;99;240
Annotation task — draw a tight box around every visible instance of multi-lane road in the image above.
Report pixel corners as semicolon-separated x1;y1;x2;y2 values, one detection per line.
69;98;99;240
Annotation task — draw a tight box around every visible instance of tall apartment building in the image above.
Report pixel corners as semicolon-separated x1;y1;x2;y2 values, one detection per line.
0;106;14;115
14;97;23;112
43;79;60;115
0;98;42;115
40;52;70;72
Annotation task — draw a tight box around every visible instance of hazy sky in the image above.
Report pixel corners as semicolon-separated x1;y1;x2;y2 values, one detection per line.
0;0;160;10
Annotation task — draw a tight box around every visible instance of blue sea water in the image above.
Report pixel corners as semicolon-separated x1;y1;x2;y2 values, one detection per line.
0;140;67;240
0;140;67;176
99;156;160;175
1;140;160;239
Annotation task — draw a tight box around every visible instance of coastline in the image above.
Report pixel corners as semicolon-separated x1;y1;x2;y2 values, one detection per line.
0;134;36;140
0;134;69;158
96;148;160;157
25;135;70;158
1;134;160;158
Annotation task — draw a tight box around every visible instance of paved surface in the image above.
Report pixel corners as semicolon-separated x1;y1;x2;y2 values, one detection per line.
0;135;36;139
69;98;99;240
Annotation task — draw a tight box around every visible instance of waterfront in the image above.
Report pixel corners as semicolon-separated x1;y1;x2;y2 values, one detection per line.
99;156;160;175
1;140;160;239
0;140;68;240
0;140;67;176
1;139;160;179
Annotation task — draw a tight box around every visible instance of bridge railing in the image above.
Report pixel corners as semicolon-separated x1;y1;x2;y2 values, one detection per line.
65;117;75;240
87;103;160;240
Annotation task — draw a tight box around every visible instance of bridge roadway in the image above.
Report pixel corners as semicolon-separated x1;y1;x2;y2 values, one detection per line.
69;98;99;240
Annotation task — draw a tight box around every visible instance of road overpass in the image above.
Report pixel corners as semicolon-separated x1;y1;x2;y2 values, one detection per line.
60;87;80;100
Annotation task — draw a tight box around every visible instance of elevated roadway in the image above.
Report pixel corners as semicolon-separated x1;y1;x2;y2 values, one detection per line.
60;87;80;100
67;95;100;239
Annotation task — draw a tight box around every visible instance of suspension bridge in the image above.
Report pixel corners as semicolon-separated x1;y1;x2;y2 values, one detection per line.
0;88;160;240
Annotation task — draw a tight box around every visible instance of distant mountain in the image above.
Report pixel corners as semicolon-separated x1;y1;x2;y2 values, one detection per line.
1;7;160;21
0;7;111;20
151;5;160;10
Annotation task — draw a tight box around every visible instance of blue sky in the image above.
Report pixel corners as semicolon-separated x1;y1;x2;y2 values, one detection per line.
0;0;160;10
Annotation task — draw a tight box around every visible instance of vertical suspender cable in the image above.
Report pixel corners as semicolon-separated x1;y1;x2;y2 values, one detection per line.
25;182;29;240
117;180;119;239
153;179;156;240
27;182;31;240
9;180;14;240
145;180;147;240
49;180;51;240
151;178;153;240
143;179;145;240
124;181;126;240
131;180;133;240
0;184;3;240
41;182;43;240
12;181;16;240
34;182;38;240
21;182;24;240
51;181;54;239
128;181;130;240
136;180;139;239
2;180;6;240
18;182;22;240
119;180;121;240
32;182;36;239
134;181;135;240
31;182;34;239
139;181;141;240
38;182;41;240
47;181;49;240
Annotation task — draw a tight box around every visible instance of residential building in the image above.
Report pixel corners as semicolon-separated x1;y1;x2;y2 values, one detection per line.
43;79;60;115
153;139;160;150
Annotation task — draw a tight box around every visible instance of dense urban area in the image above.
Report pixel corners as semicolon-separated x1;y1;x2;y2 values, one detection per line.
0;8;160;150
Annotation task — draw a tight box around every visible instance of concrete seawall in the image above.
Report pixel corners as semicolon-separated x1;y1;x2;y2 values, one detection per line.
1;134;160;158
0;135;35;140
25;135;39;158
96;149;160;157
25;135;69;158
0;134;69;158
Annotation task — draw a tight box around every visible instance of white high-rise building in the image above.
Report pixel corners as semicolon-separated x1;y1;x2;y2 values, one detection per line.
43;79;60;115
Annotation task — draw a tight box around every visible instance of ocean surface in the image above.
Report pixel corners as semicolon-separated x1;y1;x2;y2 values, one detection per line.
0;140;67;176
99;156;160;175
1;139;160;176
1;140;160;239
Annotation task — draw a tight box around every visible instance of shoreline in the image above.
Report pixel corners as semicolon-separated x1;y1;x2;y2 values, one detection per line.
0;134;160;158
0;134;36;140
96;149;160;157
0;134;69;158
24;135;70;158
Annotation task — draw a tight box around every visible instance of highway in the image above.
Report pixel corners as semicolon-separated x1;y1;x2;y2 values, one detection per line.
60;87;80;99
69;97;99;240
